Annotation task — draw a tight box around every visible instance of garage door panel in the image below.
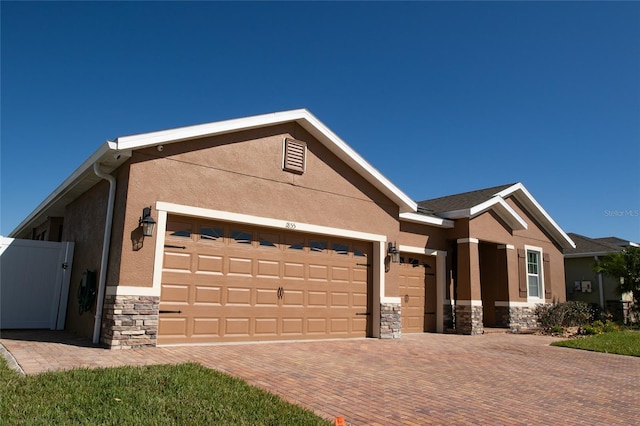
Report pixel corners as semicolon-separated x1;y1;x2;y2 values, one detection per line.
228;257;253;276
194;285;222;304
353;268;367;282
308;291;328;306
254;318;278;335
352;291;368;308
283;262;304;279
196;255;223;275
225;318;251;335
159;317;188;337
331;266;350;282
331;292;349;306
163;252;192;272
307;318;327;333
256;289;278;306
330;318;349;333
309;264;328;280
161;284;190;303
226;287;252;305
193;318;220;336
282;317;303;334
257;260;280;278
283;289;304;306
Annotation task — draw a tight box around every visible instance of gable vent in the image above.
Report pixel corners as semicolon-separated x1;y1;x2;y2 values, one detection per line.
283;138;306;174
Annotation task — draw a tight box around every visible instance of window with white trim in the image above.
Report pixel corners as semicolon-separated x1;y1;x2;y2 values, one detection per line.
526;248;543;299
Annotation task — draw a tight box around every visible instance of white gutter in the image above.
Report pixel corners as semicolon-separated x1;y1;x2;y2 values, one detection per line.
92;162;117;345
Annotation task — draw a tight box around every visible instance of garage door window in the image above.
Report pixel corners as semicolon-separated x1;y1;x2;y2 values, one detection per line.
333;243;349;255
310;241;327;253
200;227;223;241
231;230;252;245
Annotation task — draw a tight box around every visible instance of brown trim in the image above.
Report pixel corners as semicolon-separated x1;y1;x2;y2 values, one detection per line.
543;253;551;299
517;248;527;298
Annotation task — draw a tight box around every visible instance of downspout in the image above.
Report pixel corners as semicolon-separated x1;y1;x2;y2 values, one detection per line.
595;256;605;309
92;162;117;345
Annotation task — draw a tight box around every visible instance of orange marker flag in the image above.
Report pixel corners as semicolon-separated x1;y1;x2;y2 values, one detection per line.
335;416;346;426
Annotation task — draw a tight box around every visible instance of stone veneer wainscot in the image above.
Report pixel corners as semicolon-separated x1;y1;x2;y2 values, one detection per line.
101;295;159;349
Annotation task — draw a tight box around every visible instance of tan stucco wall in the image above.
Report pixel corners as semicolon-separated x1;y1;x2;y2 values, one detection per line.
114;123;401;296
62;180;110;337
469;197;567;303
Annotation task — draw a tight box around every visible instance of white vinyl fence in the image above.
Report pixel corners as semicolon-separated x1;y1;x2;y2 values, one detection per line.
0;238;74;329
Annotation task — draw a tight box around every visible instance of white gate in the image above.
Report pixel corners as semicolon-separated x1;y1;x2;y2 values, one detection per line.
0;238;74;330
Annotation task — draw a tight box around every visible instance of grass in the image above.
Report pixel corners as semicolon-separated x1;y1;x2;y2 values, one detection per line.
0;358;331;426
551;330;640;357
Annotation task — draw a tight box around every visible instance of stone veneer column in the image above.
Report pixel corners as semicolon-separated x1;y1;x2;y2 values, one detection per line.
380;303;401;338
456;238;483;335
101;294;159;349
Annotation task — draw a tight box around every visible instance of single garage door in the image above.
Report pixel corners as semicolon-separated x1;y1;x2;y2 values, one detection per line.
399;254;437;333
159;215;372;344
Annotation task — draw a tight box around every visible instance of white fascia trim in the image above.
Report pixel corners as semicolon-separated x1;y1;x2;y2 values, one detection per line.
455;300;483;306
497;183;576;249
470;197;528;231
457;238;479;244
156;202;386;242
398;212;454;228
10;142;132;237
398;245;446;257
494;301;545;308
114;109;416;214
106;286;161;297
115;110;310;150
498;244;515;250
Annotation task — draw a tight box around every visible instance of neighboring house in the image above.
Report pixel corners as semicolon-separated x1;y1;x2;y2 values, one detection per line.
564;233;638;322
8;109;575;348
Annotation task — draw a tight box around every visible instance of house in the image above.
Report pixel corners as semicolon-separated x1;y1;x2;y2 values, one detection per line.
564;233;638;322
8;109;575;348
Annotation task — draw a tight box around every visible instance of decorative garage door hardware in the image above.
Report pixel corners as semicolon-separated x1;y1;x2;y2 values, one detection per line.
355;312;371;316
164;244;186;249
276;287;284;299
356;262;371;267
159;310;182;314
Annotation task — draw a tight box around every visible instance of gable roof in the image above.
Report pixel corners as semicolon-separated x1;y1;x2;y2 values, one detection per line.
419;183;576;249
417;183;516;214
564;233;625;257
10;109;417;238
593;237;639;248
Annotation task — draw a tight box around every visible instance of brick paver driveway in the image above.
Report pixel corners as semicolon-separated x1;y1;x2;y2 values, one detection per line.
1;330;639;425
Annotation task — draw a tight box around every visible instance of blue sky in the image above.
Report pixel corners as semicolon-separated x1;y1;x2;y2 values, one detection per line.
2;1;639;241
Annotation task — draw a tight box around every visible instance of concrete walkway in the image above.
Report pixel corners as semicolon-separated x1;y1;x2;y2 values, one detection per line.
1;330;639;425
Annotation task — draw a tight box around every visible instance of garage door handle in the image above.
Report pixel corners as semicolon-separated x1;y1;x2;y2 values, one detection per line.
164;244;186;249
159;310;182;314
356;312;371;316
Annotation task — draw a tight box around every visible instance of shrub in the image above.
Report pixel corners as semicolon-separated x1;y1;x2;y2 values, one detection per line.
535;301;596;330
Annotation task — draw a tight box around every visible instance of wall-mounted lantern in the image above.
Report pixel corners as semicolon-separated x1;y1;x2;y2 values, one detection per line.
388;242;400;263
139;206;156;237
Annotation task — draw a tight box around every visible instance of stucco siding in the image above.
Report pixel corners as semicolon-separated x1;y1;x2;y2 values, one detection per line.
62;180;110;337
116;123;400;292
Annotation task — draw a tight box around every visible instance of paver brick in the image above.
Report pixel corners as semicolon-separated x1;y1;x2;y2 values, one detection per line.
1;331;639;425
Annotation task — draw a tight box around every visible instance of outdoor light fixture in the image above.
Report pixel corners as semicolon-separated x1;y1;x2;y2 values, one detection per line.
388;242;400;263
139;206;156;237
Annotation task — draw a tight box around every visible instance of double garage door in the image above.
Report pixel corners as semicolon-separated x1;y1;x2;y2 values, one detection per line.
159;215;372;344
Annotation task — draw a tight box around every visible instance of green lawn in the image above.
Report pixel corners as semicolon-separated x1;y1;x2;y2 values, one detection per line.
0;358;331;425
551;330;640;357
